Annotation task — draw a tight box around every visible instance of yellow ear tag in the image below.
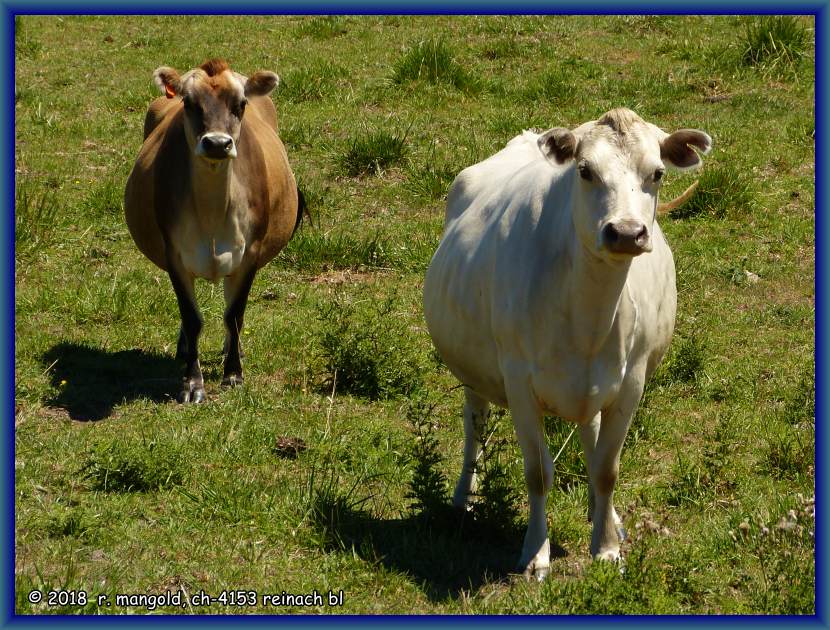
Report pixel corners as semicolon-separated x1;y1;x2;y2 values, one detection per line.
164;84;176;99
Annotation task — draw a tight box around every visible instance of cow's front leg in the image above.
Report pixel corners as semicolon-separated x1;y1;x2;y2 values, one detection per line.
589;371;645;561
505;375;553;581
167;257;205;404
176;324;188;361
452;387;490;510
221;266;256;387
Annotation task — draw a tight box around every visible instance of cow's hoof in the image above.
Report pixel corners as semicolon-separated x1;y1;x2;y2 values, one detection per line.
178;382;206;404
517;559;550;582
520;564;550;583
451;489;474;512
593;548;621;563
221;374;243;388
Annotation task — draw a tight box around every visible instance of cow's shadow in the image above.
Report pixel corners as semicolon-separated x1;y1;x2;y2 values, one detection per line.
309;494;567;602
41;342;180;421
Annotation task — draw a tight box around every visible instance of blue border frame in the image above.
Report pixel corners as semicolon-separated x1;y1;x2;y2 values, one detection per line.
3;3;11;627
816;3;826;627
3;3;825;626
0;2;827;13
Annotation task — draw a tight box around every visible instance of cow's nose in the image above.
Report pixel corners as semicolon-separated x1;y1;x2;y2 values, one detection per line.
602;221;650;255
198;133;236;159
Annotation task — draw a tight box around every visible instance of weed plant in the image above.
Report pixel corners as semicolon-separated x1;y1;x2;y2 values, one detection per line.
468;410;522;542
316;291;425;399
405;395;452;523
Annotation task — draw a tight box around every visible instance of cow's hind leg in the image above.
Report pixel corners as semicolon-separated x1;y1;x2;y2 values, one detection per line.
578;413;600;523
452;387;490;510
167;260;205;404
589;372;645;561
505;374;553;581
222;266;256;387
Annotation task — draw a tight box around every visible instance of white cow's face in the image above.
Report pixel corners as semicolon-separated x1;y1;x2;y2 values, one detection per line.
153;60;279;164
538;108;711;262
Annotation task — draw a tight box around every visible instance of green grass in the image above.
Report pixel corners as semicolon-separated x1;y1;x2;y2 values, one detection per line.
656;333;707;385
14;15;814;615
741;16;810;71
278;230;395;272
82;437;188;493
15;179;60;257
392;38;480;92
340;129;409;177
405;162;456;204
669;163;757;219
277;63;348;103
293;15;349;40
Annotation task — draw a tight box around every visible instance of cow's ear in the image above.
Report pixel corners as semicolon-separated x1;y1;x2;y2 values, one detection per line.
245;71;280;97
153;66;181;99
538;127;577;165
660;129;712;171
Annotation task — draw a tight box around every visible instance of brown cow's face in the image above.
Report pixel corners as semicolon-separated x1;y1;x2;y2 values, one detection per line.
180;75;246;161
153;60;279;164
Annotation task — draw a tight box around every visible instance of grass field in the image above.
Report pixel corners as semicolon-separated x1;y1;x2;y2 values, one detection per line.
14;15;815;615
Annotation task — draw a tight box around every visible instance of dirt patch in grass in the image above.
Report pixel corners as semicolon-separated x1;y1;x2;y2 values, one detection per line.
308;269;380;285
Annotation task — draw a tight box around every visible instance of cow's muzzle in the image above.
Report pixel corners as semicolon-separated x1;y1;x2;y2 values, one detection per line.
601;220;651;256
196;132;237;160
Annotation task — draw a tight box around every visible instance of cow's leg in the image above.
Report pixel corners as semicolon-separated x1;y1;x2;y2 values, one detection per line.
167;258;205;404
505;376;553;581
222;266;256;387
452;387;490;510
589;374;645;561
176;324;188;361
580;413;627;542
578;413;600;523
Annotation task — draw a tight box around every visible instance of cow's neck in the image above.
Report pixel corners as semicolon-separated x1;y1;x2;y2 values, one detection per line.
565;243;634;356
190;158;238;231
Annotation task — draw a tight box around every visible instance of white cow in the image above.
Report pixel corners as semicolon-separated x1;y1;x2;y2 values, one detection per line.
423;108;711;580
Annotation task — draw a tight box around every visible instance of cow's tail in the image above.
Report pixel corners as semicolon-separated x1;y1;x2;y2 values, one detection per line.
293;185;313;235
656;180;699;216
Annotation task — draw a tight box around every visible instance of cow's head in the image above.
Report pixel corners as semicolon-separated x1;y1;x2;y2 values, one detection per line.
153;59;279;163
538;108;711;261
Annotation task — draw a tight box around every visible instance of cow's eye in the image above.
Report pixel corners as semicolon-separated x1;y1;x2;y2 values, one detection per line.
183;98;200;115
578;163;593;182
653;168;665;183
236;99;248;118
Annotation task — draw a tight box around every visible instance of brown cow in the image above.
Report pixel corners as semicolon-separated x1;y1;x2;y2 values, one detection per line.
125;59;301;403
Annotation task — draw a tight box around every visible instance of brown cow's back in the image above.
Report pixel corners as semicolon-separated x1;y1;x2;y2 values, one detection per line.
242;95;297;269
124;99;176;270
